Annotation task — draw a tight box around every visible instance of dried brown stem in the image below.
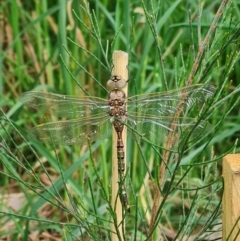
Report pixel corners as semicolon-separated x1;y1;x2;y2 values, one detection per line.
110;50;128;241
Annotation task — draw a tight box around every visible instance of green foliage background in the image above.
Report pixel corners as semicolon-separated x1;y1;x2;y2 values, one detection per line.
1;0;240;240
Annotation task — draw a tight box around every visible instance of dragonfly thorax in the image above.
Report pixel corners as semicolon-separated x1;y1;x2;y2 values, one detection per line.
107;75;127;90
108;89;127;125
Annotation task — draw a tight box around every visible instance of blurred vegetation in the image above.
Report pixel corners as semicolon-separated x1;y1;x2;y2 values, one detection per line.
1;0;240;240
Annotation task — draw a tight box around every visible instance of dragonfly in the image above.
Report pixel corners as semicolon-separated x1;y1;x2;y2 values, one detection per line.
20;75;215;212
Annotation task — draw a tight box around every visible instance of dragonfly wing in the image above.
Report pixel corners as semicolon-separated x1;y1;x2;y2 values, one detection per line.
127;84;215;116
28;114;111;145
127;113;213;150
20;91;109;118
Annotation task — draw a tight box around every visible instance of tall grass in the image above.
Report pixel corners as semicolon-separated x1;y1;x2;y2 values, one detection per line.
1;0;240;240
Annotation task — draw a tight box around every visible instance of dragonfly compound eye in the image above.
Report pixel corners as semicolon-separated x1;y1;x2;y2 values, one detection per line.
107;75;127;90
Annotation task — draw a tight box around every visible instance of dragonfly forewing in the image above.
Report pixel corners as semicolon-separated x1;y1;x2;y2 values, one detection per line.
20;91;109;119
127;84;215;116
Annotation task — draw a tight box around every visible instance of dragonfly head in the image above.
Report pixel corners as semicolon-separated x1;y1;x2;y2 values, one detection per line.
107;75;127;90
